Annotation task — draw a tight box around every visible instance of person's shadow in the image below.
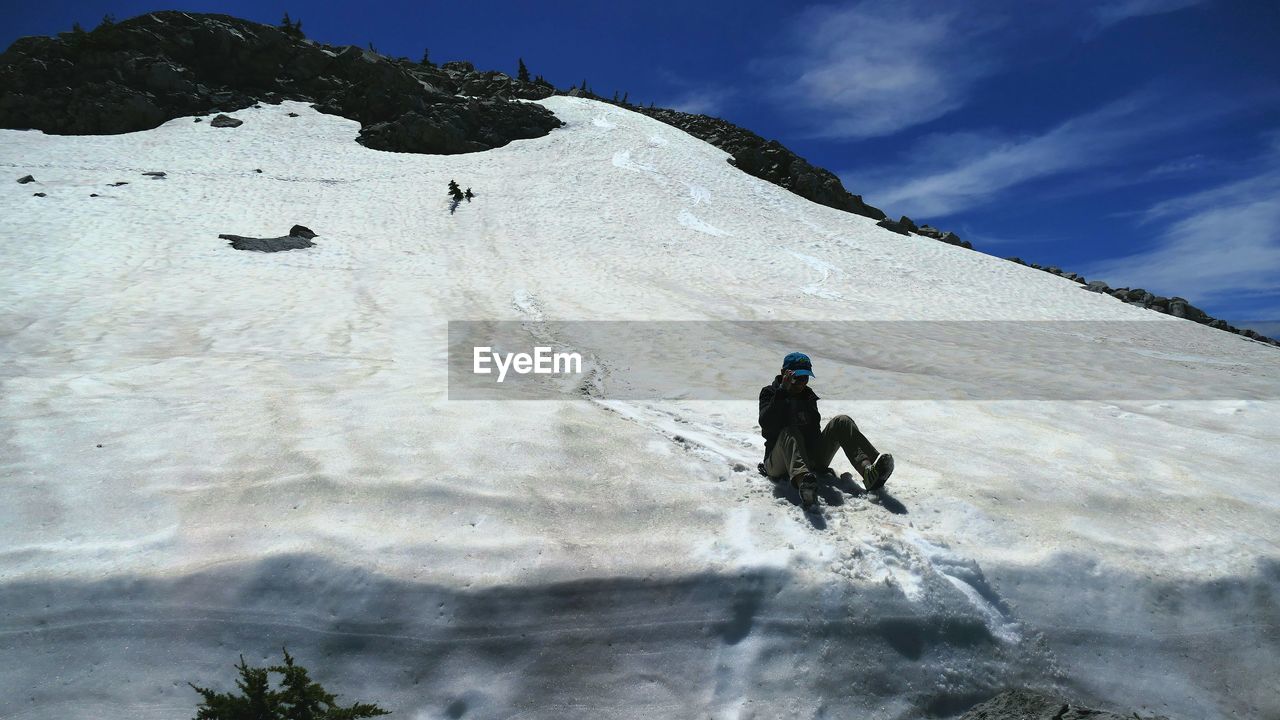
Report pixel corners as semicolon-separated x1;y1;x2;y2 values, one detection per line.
763;466;908;522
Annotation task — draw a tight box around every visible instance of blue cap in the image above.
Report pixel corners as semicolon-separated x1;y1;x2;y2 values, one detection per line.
782;352;814;377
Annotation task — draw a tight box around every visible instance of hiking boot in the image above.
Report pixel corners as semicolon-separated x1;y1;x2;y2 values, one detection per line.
865;453;894;491
796;472;819;508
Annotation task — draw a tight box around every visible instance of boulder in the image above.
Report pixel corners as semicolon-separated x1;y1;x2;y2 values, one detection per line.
876;218;912;236
289;224;316;239
1085;280;1111;293
17;174;34;183
210;114;242;127
897;215;918;232
32;192;45;197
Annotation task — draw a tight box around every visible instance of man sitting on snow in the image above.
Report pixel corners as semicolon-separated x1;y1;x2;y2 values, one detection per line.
758;352;894;508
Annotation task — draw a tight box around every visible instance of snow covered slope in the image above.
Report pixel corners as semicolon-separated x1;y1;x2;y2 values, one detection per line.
1;97;1277;719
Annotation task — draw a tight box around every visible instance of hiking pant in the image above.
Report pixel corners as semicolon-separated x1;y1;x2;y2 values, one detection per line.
765;414;879;484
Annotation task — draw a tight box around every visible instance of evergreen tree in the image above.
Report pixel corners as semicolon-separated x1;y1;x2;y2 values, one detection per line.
622;91;628;105
99;13;116;28
189;649;389;720
420;48;434;67
517;58;530;83
448;180;463;201
72;21;85;33
464;188;474;202
281;12;292;29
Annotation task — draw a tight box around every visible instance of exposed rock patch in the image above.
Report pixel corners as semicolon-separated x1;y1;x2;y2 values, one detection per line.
209;113;242;128
221;225;317;253
17;174;34;183
959;689;1169;720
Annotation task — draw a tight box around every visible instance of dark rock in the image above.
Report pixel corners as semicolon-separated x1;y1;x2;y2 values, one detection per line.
1006;257;1027;266
897;215;918;232
959;689;1169;720
194;118;202;122
356;99;561;155
940;231;965;247
876;218;912;235
732;462;748;473
109;181;128;186
17;174;34;183
0;11;560;154
210;113;242;128
288;224;316;239
441;60;475;72
254;168;262;173
142;171;165;178
287;112;298;117
220;231;315;253
1085;280;1111;293
32;192;45;196
89;193;98;197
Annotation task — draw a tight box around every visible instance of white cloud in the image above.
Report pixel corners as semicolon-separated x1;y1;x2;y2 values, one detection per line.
840;90;1205;217
1093;0;1208;28
664;88;734;117
1085;139;1280;311
765;0;1005;139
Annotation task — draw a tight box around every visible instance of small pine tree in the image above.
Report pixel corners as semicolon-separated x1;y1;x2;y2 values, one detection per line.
99;13;116;28
622;91;628;105
72;21;85;33
517;58;530;83
190;649;389;720
281;12;292;29
367;41;378;53
464;188;474;202
420;48;434;67
447;180;463;201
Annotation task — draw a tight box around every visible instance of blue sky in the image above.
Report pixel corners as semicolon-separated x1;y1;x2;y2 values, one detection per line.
5;0;1278;326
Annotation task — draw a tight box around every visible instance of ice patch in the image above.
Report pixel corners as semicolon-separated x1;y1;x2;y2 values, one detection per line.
784;249;843;300
612;150;658;175
678;210;728;237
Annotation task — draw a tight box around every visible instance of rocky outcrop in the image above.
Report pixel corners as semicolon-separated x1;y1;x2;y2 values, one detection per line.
1005;257;1279;346
0;12;561;154
616;104;886;221
209;113;242;128
960;689;1169;720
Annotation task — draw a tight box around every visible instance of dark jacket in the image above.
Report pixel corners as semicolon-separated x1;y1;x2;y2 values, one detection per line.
759;376;821;462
